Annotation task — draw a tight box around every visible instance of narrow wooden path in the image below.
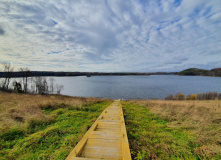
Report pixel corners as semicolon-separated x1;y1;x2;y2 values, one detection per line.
66;100;131;160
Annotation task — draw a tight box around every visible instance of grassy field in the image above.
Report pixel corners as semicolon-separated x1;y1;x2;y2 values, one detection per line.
123;100;221;159
0;91;112;159
1;91;220;159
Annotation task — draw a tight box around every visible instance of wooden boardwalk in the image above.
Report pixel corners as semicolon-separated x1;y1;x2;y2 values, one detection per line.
66;100;131;160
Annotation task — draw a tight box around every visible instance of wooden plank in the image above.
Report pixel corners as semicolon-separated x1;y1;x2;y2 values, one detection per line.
85;139;121;149
66;100;131;160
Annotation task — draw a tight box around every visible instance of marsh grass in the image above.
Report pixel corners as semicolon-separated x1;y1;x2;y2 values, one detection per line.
125;100;221;159
0;91;112;159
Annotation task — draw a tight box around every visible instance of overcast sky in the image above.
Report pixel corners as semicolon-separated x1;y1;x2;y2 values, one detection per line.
0;0;221;72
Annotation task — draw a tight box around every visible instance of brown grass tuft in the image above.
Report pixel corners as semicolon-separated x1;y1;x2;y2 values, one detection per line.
0;91;112;132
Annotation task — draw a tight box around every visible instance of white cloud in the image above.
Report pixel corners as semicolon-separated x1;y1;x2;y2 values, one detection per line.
0;0;221;72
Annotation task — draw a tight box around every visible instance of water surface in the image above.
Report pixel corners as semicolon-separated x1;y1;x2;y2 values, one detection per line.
54;75;221;99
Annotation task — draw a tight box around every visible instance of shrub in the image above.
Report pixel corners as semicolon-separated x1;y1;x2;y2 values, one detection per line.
196;93;203;100
177;93;185;100
186;95;191;100
166;92;221;100
191;94;196;100
165;94;174;100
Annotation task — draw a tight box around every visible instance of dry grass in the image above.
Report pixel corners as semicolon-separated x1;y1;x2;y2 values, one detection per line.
129;99;221;157
0;91;112;159
0;91;112;132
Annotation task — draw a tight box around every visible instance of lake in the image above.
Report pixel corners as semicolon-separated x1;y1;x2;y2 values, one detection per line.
52;75;221;99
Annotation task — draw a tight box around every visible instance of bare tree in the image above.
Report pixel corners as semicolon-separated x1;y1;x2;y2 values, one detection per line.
32;77;63;95
49;77;55;93
33;77;48;94
1;62;14;90
30;77;36;93
43;78;48;92
19;67;31;93
56;84;64;94
33;77;42;94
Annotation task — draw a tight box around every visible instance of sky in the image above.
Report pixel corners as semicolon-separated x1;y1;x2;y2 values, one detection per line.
0;0;221;72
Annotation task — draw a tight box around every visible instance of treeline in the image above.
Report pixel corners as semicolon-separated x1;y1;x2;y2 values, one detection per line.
177;68;221;77
0;71;90;77
0;63;63;94
0;71;175;78
165;92;221;100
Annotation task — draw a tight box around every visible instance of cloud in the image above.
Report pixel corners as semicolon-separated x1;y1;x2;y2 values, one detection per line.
0;0;221;72
0;27;5;35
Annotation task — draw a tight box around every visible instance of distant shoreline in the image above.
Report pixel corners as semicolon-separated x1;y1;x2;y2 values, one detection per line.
177;68;221;77
0;67;221;78
0;71;175;78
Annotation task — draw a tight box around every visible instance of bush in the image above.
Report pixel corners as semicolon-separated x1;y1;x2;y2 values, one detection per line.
191;94;196;100
165;94;174;100
165;92;221;100
196;93;203;100
186;95;191;100
177;93;185;100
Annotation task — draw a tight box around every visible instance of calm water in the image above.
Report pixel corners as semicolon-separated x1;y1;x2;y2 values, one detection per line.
53;75;221;99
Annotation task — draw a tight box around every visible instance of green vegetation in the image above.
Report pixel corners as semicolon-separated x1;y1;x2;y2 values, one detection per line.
165;92;221;100
177;68;221;77
0;100;111;160
122;101;221;160
126;100;221;159
1;91;220;160
178;68;209;76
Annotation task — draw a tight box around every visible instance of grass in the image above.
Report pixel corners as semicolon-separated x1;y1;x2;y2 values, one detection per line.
0;91;111;132
123;100;221;159
0;91;112;159
1;91;220;159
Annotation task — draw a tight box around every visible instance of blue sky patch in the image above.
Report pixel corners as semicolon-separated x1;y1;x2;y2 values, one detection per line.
174;0;182;7
145;37;149;43
52;20;58;26
47;50;62;54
